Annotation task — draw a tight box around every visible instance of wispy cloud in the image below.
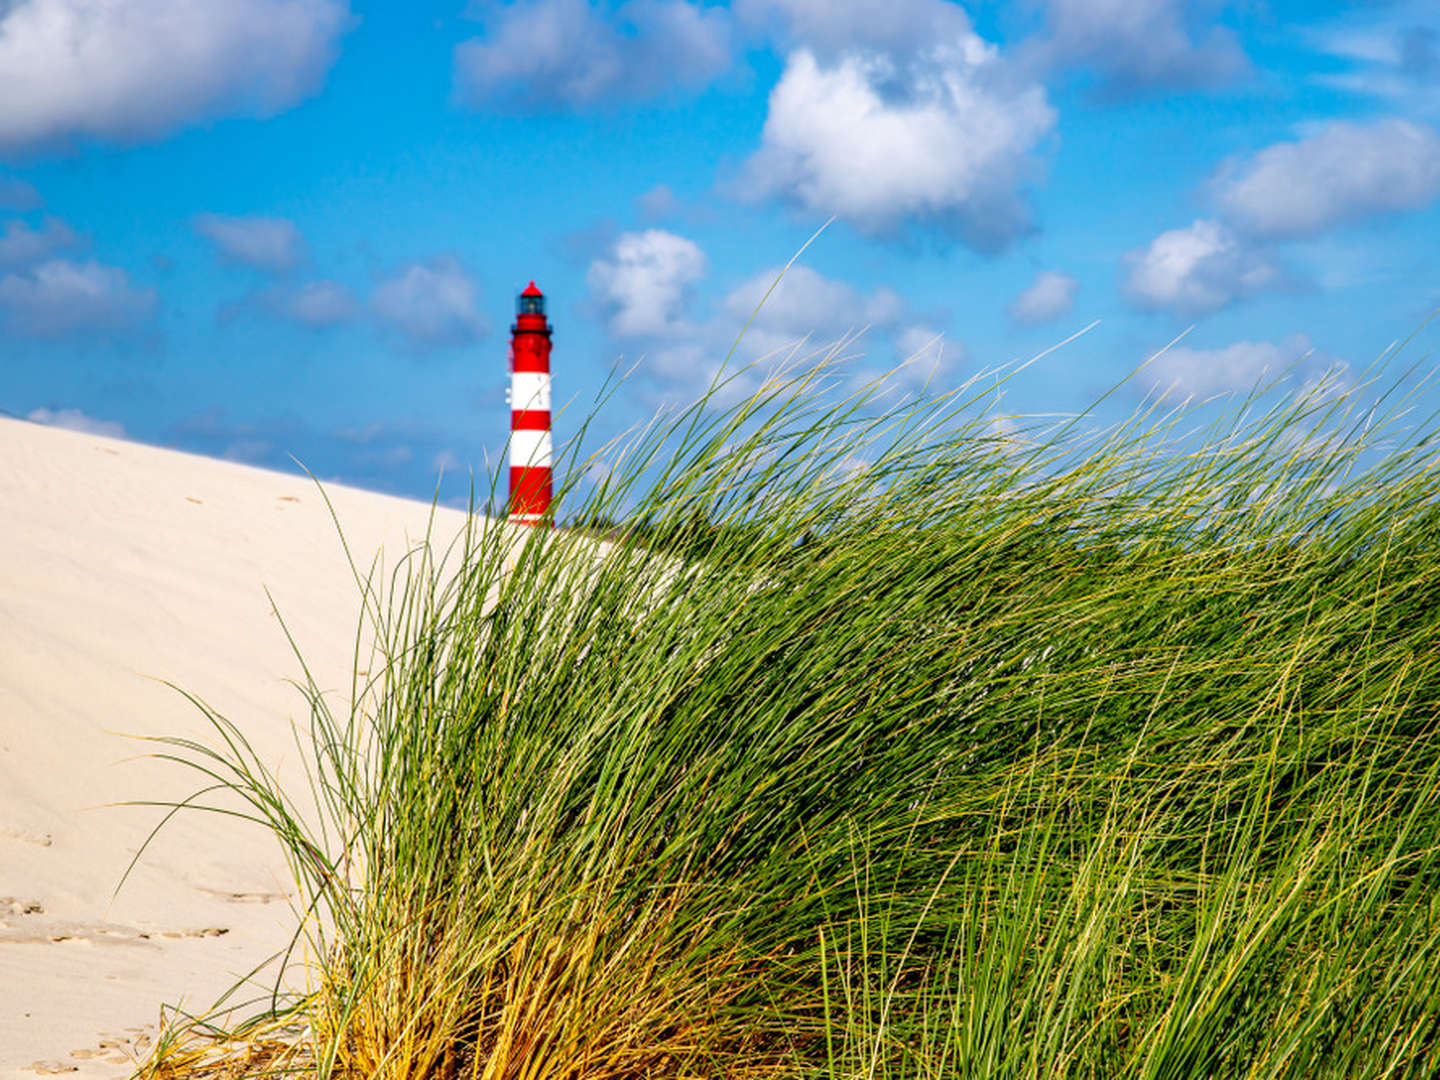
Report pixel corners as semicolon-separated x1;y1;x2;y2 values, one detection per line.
736;0;982;60
258;279;358;329
1023;0;1248;99
0;259;157;338
26;407;127;439
454;0;733;111
0;174;41;211
372;255;487;351
195;214;307;272
1141;332;1341;401
1303;3;1440;115
1009;270;1079;326
0;217;82;267
637;183;681;221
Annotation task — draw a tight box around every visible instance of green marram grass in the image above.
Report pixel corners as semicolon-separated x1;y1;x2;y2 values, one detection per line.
131;343;1440;1080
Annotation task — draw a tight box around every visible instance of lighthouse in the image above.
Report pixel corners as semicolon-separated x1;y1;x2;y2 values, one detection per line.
508;281;553;526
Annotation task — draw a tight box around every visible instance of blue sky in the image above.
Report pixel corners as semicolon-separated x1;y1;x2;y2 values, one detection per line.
2;0;1438;506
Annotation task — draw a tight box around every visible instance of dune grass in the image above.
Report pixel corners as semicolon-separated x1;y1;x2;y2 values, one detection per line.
133;351;1440;1080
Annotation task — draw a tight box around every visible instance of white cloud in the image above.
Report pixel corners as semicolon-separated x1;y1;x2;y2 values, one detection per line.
0;217;81;266
194;213;306;272
1027;0;1247;98
740;44;1054;249
1211;119;1440;240
1303;5;1440;114
1122;219;1282;316
454;0;733;110
587;229;707;337
0;0;350;150
885;323;959;394
26;407;126;439
637;183;680;220
0;175;41;211
722;264;905;358
635;262;957;403
0;258;157;338
372;256;487;351
643;342;712;388
894;323;943;360
583;230;958;403
1008;269;1078;325
1142;333;1337;400
735;0;976;61
260;279;357;328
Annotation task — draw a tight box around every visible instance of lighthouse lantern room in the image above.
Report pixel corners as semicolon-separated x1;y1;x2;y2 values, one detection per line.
508;281;554;526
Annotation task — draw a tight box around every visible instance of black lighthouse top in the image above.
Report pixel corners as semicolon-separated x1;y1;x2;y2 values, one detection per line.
517;280;545;317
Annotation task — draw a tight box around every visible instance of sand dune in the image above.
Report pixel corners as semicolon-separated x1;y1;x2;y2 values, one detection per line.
0;417;496;1078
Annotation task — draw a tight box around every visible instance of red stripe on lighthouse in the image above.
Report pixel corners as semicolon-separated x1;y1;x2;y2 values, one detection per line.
510;466;553;520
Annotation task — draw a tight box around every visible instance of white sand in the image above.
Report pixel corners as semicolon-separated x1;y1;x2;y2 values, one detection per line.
0;416;508;1077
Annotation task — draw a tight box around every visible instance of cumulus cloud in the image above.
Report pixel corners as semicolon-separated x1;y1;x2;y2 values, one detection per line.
1008;269;1078;325
258;279;358;328
194;214;306;272
1123;219;1283;316
717;267;957;399
585;227;957;401
26;407;126;439
739;43;1055;249
372;256;487;351
586;229;707;337
641;258;956;400
1026;0;1248;98
722;264;905;357
0;258;157;338
1141;333;1336;400
1211;119;1440;240
454;0;733;110
0;0;350;151
0;217;82;266
0;175;41;211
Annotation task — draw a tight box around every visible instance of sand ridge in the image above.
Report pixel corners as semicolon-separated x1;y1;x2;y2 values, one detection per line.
0;417;496;1078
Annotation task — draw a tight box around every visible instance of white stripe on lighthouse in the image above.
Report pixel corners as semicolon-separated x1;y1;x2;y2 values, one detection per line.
509;428;553;469
511;371;551;412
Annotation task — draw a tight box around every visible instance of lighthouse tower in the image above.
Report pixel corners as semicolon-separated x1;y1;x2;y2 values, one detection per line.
508;281;553;526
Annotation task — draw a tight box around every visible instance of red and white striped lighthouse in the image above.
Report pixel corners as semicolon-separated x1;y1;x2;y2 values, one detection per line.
508;281;553;526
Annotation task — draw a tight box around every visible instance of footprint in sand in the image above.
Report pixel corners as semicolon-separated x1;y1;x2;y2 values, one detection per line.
1;824;54;846
194;884;290;904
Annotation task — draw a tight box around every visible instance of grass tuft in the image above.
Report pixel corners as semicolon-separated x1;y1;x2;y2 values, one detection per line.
133;348;1440;1080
